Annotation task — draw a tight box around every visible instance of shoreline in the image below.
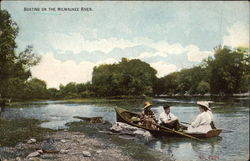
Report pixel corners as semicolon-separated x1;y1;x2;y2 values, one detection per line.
3;93;249;102
0;130;134;161
0;118;173;161
2;94;249;108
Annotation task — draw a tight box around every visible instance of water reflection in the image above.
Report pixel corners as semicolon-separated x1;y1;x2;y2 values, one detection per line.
150;136;223;161
1;103;116;129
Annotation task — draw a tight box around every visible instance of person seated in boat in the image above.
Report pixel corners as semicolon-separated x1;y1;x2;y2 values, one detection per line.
139;101;158;129
187;101;212;133
206;101;216;129
159;104;181;131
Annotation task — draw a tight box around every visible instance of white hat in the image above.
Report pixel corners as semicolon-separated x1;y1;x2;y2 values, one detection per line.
197;101;211;111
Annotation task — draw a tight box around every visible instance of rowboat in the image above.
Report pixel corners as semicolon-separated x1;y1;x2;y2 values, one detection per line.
115;107;222;138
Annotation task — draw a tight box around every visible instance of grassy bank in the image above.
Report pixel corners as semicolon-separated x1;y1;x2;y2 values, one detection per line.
0;118;54;146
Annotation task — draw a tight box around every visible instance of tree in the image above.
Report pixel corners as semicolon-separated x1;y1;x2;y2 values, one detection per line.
158;72;180;95
206;46;249;95
47;88;59;99
58;82;78;98
24;78;47;99
0;10;40;99
155;46;249;96
196;81;210;95
92;58;157;97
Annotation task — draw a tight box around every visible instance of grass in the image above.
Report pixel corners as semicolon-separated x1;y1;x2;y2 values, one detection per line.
0;118;54;146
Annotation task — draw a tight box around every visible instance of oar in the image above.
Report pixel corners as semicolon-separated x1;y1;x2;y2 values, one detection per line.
152;123;203;141
222;129;234;133
181;121;190;125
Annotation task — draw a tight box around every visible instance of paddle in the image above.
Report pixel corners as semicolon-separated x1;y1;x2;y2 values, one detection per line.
181;121;190;125
152;122;203;141
222;129;234;133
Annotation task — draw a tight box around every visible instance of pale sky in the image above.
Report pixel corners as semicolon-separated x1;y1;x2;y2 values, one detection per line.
2;1;249;88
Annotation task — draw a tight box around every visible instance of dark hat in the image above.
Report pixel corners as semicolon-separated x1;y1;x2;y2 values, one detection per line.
163;104;170;109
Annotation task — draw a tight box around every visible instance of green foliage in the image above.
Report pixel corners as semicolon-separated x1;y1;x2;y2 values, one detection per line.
31;47;249;99
54;82;95;99
206;46;249;95
47;88;59;99
23;78;48;99
0;10;40;99
57;83;78;98
196;81;210;95
157;46;249;96
158;72;179;95
92;58;157;97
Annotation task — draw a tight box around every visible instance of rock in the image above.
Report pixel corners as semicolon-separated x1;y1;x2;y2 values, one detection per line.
15;157;22;161
27;138;37;144
60;149;69;154
60;139;66;143
41;139;59;153
82;151;91;157
110;122;154;141
133;129;153;141
28;158;42;161
96;150;102;154
37;149;43;154
73;116;103;123
69;152;82;155
42;147;59;153
27;151;40;158
110;122;138;133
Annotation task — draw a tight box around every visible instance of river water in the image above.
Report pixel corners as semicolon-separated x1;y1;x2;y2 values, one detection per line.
0;97;249;161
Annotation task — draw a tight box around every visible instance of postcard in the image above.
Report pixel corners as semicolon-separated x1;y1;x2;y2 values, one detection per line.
0;1;249;161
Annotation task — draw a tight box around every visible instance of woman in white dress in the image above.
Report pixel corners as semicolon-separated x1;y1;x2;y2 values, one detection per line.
187;101;212;133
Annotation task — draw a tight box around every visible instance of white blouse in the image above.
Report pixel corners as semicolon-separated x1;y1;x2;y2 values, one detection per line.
159;112;178;124
187;111;212;133
207;110;213;121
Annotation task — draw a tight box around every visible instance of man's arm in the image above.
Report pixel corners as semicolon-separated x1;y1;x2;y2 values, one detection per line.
170;113;178;121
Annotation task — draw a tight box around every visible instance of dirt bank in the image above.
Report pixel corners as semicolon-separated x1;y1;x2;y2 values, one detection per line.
0;131;133;161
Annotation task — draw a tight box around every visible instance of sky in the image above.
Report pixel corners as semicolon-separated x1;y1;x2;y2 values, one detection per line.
2;1;249;88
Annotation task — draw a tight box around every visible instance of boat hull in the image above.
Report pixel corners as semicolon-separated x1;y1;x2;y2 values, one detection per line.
115;107;222;138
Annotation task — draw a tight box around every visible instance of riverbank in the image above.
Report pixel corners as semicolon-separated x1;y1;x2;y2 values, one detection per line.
3;94;249;110
2;97;150;108
0;118;53;147
0;118;173;161
0;131;134;161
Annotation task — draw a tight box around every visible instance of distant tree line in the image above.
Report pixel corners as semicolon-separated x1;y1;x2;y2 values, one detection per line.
154;46;249;96
16;46;249;100
1;9;249;100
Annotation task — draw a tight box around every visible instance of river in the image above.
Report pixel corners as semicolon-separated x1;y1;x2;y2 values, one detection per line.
0;97;249;161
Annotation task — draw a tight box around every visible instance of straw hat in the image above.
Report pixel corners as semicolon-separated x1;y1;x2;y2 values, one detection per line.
197;101;211;111
144;101;152;109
